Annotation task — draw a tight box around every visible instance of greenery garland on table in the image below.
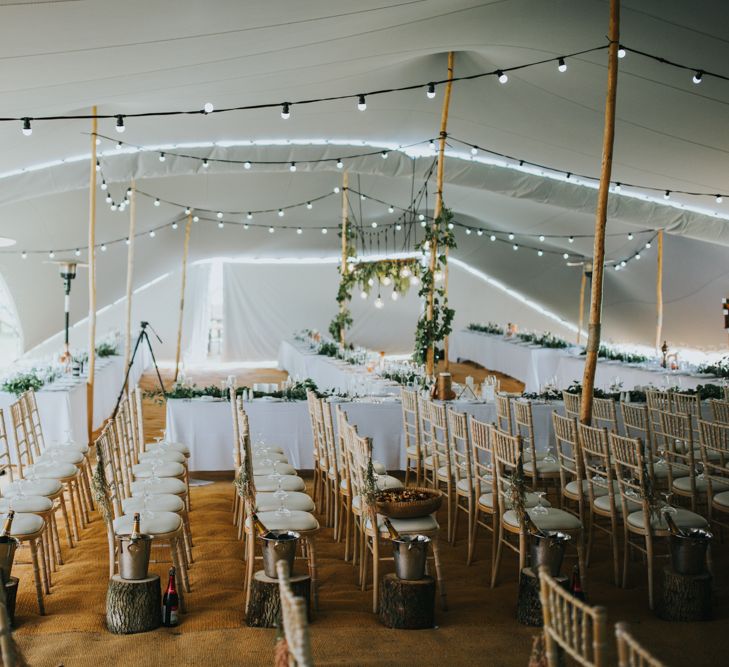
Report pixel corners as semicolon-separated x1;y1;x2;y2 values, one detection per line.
1;368;60;396
697;356;729;378
467;322;505;335
521;381;725;402
158;378;322;402
594;345;649;364
414;208;456;364
96;341;119;357
516;331;570;349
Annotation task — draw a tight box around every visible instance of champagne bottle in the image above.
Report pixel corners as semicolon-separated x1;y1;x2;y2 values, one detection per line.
0;510;14;541
570;565;586;602
383;517;401;541
161;567;179;627
251;512;271;538
663;510;685;537
130;512;141;541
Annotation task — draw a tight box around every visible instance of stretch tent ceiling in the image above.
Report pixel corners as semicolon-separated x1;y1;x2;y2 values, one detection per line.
0;0;728;354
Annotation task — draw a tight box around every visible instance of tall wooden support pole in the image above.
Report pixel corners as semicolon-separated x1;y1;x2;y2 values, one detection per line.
86;107;98;443
123;182;137;372
425;51;455;377
339;172;349;346
655;229;664;351
579;0;620;424
173;214;192;383
577;270;587;345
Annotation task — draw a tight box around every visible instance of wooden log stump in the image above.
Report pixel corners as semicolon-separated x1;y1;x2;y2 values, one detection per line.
378;573;435;630
106;574;161;634
246;570;311;628
517;568;568;627
4;578;18;627
658;567;712;622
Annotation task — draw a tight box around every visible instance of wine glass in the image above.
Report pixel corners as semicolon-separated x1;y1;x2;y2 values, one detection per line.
660;491;678;516
543;447;557;464
532;491;549;515
274;472;290;518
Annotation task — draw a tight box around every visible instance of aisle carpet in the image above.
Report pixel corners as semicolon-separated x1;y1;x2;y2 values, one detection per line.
10;367;729;666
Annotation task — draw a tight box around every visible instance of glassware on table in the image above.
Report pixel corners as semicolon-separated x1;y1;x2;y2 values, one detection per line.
660;491;678;515
543;447;557;464
532;491;549;515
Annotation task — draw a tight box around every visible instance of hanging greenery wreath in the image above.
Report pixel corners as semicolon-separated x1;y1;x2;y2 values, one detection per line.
413;207;457;364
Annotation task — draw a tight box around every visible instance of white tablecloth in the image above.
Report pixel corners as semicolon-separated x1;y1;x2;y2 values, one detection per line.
449;330;716;392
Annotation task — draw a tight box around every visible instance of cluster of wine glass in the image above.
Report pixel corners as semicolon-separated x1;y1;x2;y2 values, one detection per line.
255;432;290;518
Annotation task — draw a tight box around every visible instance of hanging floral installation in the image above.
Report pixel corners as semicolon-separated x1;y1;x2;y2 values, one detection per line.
414;207;456;364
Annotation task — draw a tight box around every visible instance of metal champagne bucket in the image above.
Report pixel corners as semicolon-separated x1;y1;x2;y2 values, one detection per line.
530;531;571;577
259;530;300;578
0;537;18;585
669;528;712;575
118;534;152;580
392;535;430;580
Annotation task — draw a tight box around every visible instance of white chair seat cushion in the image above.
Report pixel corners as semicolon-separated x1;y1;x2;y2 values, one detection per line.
626;508;708;532
565;480;591;496
713;491;729;509
50;442;89;455
523;450;548;461
133;462;185;478
459;475;493;493
436;466;451;481
366;513;439;533
652;460;670;479
36;449;85;465
340;478;349;492
114;511;182;536
375;475;403;491
523;460;560;475
480;492;549;510
252;444;284;454
122;495;185;514
255;492;315;512
131;478;186;496
146;440;190;456
251;463;296;476
253;510;319;532
28;462;78;479
0;512;44;536
373;461;387;475
504;507;582;531
138;449;186;464
252;452;289;464
593;494;640;513
6;479;62;497
673;476;729;493
0;496;53;513
254;475;305;492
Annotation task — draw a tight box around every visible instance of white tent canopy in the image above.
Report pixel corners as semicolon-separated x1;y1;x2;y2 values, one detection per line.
1;0;728;360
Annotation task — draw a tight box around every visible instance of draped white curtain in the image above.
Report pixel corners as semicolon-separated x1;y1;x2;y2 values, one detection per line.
182;263;212;364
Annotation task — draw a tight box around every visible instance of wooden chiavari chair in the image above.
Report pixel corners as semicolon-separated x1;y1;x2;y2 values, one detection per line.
620;402;658;480
615;621;666;667
646;389;670;453
490;427;583;589
318;397;340;532
305;389;327;509
418;396;436;488
697;419;729;532
610;433;707;609
427;401;455;542
562;391;581;420
335;405;356;562
539;565;607;667
658;410;700;512
447;408;474;548
401;388;423;486
552;412;583;519
515;400;559;493
592;397;619;432
468;415;496;566
495;394;514;434
710;398;729;424
276;561;313;667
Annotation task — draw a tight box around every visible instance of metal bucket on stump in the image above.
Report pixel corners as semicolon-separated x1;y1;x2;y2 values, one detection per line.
530;531;571;576
0;536;18;585
259;530;300;578
118;534;152;580
392;535;431;580
669;528;712;575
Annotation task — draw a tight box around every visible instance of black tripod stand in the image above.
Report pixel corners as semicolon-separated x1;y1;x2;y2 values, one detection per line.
111;321;166;420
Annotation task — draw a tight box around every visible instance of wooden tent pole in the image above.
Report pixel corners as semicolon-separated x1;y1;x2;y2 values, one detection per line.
173;214;192;383
86;107;98;443
426;51;455;377
655;229;664;350
577;269;587;345
123;181;137;372
339;171;349;345
579;0;620;424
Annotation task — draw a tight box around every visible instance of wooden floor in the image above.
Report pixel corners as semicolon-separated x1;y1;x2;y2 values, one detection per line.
11;365;729;666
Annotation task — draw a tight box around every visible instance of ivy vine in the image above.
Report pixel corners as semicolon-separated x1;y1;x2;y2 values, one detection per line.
413;207;457;365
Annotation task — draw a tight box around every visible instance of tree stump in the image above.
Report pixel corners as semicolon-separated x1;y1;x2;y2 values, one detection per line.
246;570;311;628
106;574;161;634
517;568;568;627
378;573;435;629
658;567;712;622
4;577;18;627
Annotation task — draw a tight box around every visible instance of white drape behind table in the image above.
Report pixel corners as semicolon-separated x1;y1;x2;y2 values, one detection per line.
449;330;716;392
181;263;212;365
166;397;556;472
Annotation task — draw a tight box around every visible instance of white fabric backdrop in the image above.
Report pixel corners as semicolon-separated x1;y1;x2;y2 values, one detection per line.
181;263;212;364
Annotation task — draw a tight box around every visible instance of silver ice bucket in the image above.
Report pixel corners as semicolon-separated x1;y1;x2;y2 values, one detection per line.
259;530;300;578
0;537;18;585
118;534;152;580
530;531;571;577
669;528;712;575
392;535;430;581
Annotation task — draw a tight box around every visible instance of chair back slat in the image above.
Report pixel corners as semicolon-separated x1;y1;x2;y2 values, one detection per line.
698;419;729;506
447;408;472;493
9;400;34;477
495;394;513;434
562;391;581;420
658;410;696;495
620;402;654;477
469;415;494;500
709;399;729;425
21;390;45;455
490;426;523;520
615;621;666;667
552;412;582;496
401;388;421;462
578;423;616;510
514;400;537;465
426;401;451;481
320;398;340;485
592;397;618;433
610;433;653;529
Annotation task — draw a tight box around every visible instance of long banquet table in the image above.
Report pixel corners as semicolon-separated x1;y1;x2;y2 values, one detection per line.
449;330;717;392
166;396;559;473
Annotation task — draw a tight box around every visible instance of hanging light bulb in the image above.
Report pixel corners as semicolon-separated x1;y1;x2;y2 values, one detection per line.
429;139;436;151
357;94;367;111
617;45;626;58
635;253;641;260
172;222;178;230
434;270;443;282
465;228;472;235
388;205;394;213
426;82;436;99
692;70;703;84
115;115;125;133
381;151;388;159
360;194;366;201
246;212;253;220
336;158;343;169
569;236;574;243
447;222;454;230
664;190;671;200
21;118;32;136
244;161;251;170
333;186;340;194
95;160;101;172
418;213;425;221
216;211;223;219
269;226;275;233
110;203;118;211
281;102;290;119
391;290;399;301
360;290;368;300
400;266;411;278
100;180;107;191
716;195;723;203
367;278;375;287
203;158;209;168
558;57;567;73
20;251;27;259
193;215;200;222
243;224;249;230
321;228;328;234
381;276;392;288
563;252;569;259
154;198;161;207
101;244;107;252
423;240;430;250
614;264;621;271
289;162;297;172
627;232;634;240
278;209;284;217
184;207;191;215
203;102;214;114
74;249;80;257
645;241;652;249
105;193;112;203
513;244;519;250
49;251;55;259
497;70;508;84
371;221;378;228
374;295;384;309
539;235;545;242
477;229;483;236
126;237;131;244
149;230;156;238
410;275;420;286
218;221;224;229
159;152;166;162
420;220;427;228
470;146;478;156
508;233;515;240
490;234;496;242
395;223;402;231
538;250;543;257
297;227;303;234
116;141;122;149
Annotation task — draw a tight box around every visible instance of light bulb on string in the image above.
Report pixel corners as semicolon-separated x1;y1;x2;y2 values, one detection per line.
381;151;388;159
618;45;626;58
244;161;251;170
125;237;131;244
297;227;303;234
357;94;367;111
497;70;508;84
21;118;32;136
360;290;368;300
203;102;214;114
490;234;496;241
49;251;55;259
154;198;161;207
429;140;436;151
664;190;671;200
434;270;443;282
614;265;620;271
306;202;312;210
410;275;420;286
539;235;545;242
246;212;253;220
538;250;543;257
100;180;107;191
418;213;425;221
447;222;454;230
367;278;375;287
74;249;80;257
105;194;112;203
95;160;101;172
278;209;284;217
336;159;343;169
388;205;394;213
101;244;107;252
184;207;191;215
391;290;399;301
400;266;411;278
513;244;519;251
558;57;567;73
420;219;427;228
693;70;703;84
563;252;569;259
115;115;125;133
203;159;209;168
172;222;178;230
382;276;392;286
374;295;384;309
333;186;340;194
21;251;27;259
568;236;574;243
126;187;132;196
281;102;290;119
470;146;478;156
321;228;328;234
149;230;156;238
217;211;223;219
269;226;275;233
116;141;122;149
716;195;723;203
477;229;483;236
395;223;402;231
243;224;249;230
614;182;622;192
426;82;436;99
465;228;472;235
159;152;166;162
218;221;224;229
193;215;200;222
635;253;641;260
360;194;366;201
508;233;515;240
289;162;297;172
110;203;117;211
371;221;378;228
645;241;652;249
627;232;633;240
